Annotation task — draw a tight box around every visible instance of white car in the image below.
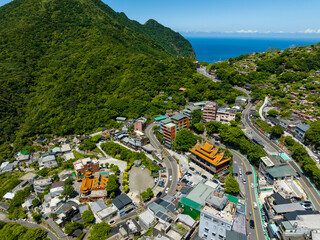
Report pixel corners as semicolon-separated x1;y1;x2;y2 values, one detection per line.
165;188;169;194
169;176;172;181
253;202;258;209
141;166;145;170
251;183;254;188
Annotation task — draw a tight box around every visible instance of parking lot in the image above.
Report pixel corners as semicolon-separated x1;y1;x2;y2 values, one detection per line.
129;166;154;195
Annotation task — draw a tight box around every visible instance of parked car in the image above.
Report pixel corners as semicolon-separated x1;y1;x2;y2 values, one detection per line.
169;176;172;181
246;171;252;175
156;192;162;198
242;178;246;184
165;188;169;194
201;175;208;179
189;167;195;171
141;166;145;170
253;202;258;209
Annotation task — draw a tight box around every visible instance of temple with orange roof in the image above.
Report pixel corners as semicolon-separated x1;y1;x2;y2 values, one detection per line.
79;170;109;202
189;142;231;173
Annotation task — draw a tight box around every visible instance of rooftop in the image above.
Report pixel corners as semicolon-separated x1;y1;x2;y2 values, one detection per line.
155;116;167;121
171;113;188;121
205;192;228;210
291;214;320;229
273;202;305;214
265;165;297;178
202;202;236;224
91;199;107;213
138;209;155;226
165;123;176;128
186;182;215;206
296;124;310;132
97;205;118;219
112;193;132;210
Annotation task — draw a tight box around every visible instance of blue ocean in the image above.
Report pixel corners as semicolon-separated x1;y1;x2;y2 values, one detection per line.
186;37;320;63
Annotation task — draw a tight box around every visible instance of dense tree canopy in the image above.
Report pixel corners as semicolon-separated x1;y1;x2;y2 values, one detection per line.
0;222;49;240
89;222;111;240
224;176;240;195
81;210;95;224
174;129;199;152
305;120;320;150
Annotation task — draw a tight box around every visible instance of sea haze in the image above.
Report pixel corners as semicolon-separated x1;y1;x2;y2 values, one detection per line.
186;37;319;63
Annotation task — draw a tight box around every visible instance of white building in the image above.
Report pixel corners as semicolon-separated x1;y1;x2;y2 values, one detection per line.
138;209;155;230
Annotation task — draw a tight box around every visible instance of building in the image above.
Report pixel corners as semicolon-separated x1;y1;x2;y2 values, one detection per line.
74;158;99;176
134;118;147;132
216;108;236;124
171;113;189;132
138;209;155;230
159;118;172;134
199;193;238;240
235;96;248;106
183;105;202;120
39;155;57;168
112;194;134;216
92;200;117;221
16;152;30;164
50;181;64;196
264;165;297;184
116;117;127;123
294;124;310;142
189;143;231;174
203;102;218;122
80;171;108;201
34;178;52;193
163;123;176;147
61;144;72;153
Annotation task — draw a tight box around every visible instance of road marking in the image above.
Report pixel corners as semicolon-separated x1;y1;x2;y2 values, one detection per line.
232;150;260;240
243;106;320;210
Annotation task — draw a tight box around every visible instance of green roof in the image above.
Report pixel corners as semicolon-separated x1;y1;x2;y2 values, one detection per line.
225;194;239;204
180;197;202;210
154;116;167;121
272;152;291;161
21;150;29;155
186;183;215;205
266;165;296;178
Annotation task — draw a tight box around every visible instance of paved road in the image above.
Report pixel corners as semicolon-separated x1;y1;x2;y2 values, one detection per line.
145;123;179;196
240;88;320;211
232;150;266;240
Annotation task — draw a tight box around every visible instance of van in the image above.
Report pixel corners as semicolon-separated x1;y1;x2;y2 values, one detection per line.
253;202;258;209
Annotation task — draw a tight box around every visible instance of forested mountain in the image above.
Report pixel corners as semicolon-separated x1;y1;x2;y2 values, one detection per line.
0;0;230;159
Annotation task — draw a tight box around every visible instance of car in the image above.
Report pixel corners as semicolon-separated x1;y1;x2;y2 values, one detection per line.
296;172;301;178
251;183;254;188
246;171;252;175
169;176;172;181
249;220;255;229
253;202;258;209
153;160;157;164
156;192;162;198
189;167;195;171
159;164;163;168
141;166;145;170
109;220;116;225
242;178;246;184
154;178;158;183
165;188;169;194
201;175;208;179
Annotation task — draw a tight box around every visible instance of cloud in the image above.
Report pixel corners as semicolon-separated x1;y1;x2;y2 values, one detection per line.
235;29;258;33
303;28;320;34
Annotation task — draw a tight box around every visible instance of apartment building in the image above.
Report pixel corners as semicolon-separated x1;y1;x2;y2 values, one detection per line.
203;102;218;122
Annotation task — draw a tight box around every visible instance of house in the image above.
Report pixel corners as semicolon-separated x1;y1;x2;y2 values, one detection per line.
34;178;52;193
134;118;147;132
216;108;236;124
116;117;127;123
0;202;9;212
189;142;231;173
138;209;155;230
235;96;248;106
171;113;189;132
112;194;133;216
39;155;58;168
294;124;310;142
92;200;117;221
50;181;64;196
3;192;15;200
16;152;30;164
61;144;71;153
74;158;99;176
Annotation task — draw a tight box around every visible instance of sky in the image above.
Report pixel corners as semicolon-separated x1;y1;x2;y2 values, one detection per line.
1;0;320;37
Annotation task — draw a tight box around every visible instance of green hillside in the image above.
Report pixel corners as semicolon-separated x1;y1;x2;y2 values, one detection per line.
0;0;211;159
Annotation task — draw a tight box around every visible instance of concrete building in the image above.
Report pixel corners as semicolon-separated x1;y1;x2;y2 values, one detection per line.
39;155;58;168
203;102;218;122
183;105;202;120
189;142;231;173
171;113;189;132
112;194;134;216
199;194;237;240
134;118;147;132
294;124;310;142
138;209;155;230
34;178;52;193
235;96;248;106
216;108;236;124
163;123;176;147
61;144;71;153
73;158;99;176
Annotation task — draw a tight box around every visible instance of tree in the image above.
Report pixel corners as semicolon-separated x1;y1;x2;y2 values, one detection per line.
32;198;41;208
81;210;94;224
106;174;118;196
105;163;109;168
174;129;198;152
267;109;279;117
89;223;111;240
193;122;205;134
224;176;240;195
305;120;320;149
191;110;203;125
270;125;284;138
141;187;154;201
64;222;82;235
50;213;58;220
32;212;42;224
230;120;238;127
123;185;129;193
62;185;74;197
